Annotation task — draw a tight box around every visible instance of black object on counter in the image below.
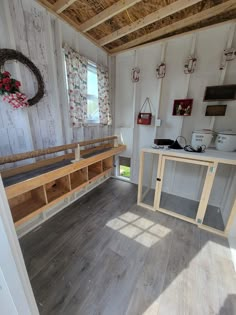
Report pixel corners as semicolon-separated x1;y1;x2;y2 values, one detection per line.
154;139;174;146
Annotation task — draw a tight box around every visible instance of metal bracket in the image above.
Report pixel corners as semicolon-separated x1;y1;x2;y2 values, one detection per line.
209;166;216;174
131;67;140;82
156;62;166;79
184;56;197;74
220;48;236;70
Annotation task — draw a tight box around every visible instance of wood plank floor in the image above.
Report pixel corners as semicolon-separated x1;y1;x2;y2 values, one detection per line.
19;178;236;315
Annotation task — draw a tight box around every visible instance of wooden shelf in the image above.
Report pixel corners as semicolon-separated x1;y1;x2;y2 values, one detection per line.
88;161;103;180
46;175;70;203
9;186;46;223
3;144;126;231
103;156;113;171
70;168;88;190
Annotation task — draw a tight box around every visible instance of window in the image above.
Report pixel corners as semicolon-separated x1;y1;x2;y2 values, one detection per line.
87;62;99;123
64;52;99;124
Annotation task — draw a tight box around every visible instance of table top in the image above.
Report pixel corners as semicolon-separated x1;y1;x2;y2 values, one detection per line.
142;147;236;165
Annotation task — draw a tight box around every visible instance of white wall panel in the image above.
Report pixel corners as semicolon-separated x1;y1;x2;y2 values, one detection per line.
115;52;135;128
0;0;110;168
158;34;192;139
114;22;236;207
115;51;135;157
182;24;232;143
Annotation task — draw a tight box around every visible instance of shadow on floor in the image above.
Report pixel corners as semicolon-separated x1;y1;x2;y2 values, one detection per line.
19;179;236;315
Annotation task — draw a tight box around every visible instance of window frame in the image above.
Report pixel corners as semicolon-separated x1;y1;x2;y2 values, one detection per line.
63;50;100;126
86;61;99;125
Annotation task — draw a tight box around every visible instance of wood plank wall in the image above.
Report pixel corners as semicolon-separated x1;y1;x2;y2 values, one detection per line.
0;0;112;170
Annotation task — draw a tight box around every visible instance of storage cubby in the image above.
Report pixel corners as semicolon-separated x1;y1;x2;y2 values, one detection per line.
70;167;88;190
102;157;113;171
4;144;126;232
46;175;70;203
9;186;46;223
88;161;103;180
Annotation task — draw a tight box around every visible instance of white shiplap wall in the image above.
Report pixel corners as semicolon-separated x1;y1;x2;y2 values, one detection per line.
0;0;112;170
114;22;236;225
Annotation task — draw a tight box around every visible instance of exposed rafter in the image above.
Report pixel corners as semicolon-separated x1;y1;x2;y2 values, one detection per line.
36;0;109;53
78;0;142;32
99;0;203;46
53;0;77;14
37;0;236;54
110;0;236;53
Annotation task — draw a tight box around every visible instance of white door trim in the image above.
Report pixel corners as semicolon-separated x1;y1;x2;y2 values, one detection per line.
0;175;39;315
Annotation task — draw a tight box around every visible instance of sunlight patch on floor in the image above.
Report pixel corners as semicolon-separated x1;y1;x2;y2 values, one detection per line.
106;211;171;248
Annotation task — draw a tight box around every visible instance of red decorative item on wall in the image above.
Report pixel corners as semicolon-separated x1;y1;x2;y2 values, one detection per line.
137;97;153;125
0;71;29;109
172;99;193;116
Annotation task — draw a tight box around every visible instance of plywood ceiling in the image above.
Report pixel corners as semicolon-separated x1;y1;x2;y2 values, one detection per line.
38;0;236;54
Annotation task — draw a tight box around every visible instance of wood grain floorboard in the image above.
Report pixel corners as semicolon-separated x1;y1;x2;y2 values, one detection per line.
19;179;236;315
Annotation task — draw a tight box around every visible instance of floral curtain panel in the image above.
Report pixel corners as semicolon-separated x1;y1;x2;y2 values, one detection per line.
64;44;88;127
97;64;112;126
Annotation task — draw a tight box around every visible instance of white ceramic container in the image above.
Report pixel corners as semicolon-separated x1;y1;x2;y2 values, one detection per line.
191;130;214;149
215;131;236;152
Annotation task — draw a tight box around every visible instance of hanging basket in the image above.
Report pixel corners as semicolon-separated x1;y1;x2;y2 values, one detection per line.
137;97;153;125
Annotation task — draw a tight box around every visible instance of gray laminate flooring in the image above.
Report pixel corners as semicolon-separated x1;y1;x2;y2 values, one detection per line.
20;178;236;315
142;189;225;230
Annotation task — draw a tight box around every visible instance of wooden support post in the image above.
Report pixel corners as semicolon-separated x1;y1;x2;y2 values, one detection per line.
74;144;81;161
114;137;119;148
137;150;144;204
196;162;218;225
225;197;236;235
154;154;165;210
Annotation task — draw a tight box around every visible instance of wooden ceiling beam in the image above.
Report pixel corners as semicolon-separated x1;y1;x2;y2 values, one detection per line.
110;0;236;53
53;0;77;14
36;0;109;54
111;19;236;56
99;0;204;46
78;0;142;32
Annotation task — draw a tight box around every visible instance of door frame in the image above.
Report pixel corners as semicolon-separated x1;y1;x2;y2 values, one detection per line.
0;176;39;315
